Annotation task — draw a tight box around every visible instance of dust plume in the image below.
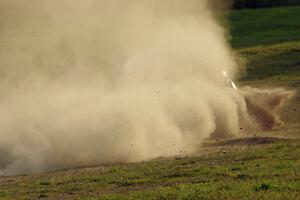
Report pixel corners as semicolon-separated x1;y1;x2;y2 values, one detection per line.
242;87;295;131
0;0;291;175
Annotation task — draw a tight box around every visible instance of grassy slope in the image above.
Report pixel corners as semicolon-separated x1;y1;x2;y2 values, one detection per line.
239;42;300;82
229;6;300;83
229;6;300;49
0;6;300;200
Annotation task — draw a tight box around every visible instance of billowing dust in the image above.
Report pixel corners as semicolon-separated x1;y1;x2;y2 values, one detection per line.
0;0;293;175
242;87;294;131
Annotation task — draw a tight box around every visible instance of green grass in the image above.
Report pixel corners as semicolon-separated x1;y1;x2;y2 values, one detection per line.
238;41;300;82
229;6;300;48
0;140;299;199
225;6;300;82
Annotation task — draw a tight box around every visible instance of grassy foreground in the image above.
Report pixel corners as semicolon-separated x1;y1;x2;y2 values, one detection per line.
0;139;299;199
0;5;300;200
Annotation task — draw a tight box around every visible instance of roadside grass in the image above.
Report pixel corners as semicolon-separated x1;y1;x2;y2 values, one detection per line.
0;140;299;199
229;6;300;49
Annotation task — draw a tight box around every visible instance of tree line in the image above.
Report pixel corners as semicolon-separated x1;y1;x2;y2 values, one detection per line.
233;0;300;9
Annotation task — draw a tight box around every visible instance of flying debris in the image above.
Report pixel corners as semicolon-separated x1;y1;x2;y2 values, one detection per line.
223;70;237;90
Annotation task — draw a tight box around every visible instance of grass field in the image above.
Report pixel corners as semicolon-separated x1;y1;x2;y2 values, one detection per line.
228;6;300;83
229;6;300;48
0;139;299;200
238;42;300;82
0;6;300;200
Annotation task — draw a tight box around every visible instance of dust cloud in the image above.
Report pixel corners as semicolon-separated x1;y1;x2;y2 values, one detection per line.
0;0;291;175
242;87;294;131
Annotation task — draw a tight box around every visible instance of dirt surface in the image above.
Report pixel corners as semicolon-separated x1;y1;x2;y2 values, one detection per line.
214;136;291;146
